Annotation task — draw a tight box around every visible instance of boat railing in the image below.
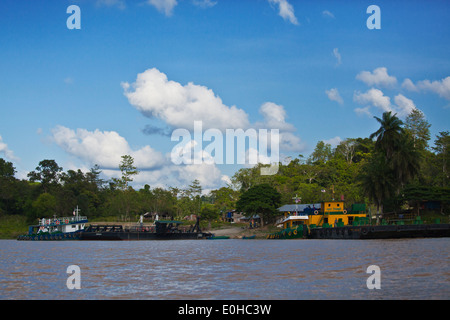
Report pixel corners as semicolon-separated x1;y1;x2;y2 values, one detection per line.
39;216;88;226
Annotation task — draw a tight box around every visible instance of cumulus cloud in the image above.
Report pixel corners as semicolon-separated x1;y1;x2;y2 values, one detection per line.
323;136;342;147
0;135;19;161
51;125;230;191
356;67;397;88
353;88;391;113
402;76;450;100
257;102;305;152
122;68;250;131
353;89;417;118
393;94;417;117
51;126;165;170
401;78;418;92
325;88;344;105
146;0;178;16
268;0;299;25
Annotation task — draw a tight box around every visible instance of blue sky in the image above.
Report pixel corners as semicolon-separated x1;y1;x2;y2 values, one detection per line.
1;0;449;192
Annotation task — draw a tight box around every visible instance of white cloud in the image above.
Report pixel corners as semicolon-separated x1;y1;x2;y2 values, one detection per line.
356;67;397;88
354;106;372;117
322;10;335;18
257;102;305;152
323;136;342;147
122;68;250;131
268;0;299;25
353;89;417;118
333;48;342;66
123;69;304;153
51;125;233;192
325;88;344;105
401;78;419;92
51;126;165;170
100;140;228;191
353;88;392;113
403;76;450;101
0;135;19;161
393;94;417;117
146;0;178;16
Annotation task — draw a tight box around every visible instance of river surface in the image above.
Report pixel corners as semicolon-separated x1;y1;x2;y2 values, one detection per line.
0;238;449;300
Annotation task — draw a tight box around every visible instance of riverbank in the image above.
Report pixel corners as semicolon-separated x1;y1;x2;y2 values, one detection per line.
0;215;275;239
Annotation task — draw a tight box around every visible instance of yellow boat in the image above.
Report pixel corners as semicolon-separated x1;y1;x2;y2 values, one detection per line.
268;201;367;239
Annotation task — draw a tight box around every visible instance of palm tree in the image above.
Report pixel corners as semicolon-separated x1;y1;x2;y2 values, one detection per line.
369;111;404;160
359;153;394;221
362;112;421;221
391;134;421;191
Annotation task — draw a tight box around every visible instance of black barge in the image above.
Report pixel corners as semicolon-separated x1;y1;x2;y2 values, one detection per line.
308;223;450;240
79;218;213;241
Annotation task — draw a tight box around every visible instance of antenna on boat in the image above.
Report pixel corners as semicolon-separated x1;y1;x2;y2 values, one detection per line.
292;194;301;215
73;205;80;220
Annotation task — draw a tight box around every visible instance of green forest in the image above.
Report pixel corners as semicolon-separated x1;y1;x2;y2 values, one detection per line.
0;110;449;237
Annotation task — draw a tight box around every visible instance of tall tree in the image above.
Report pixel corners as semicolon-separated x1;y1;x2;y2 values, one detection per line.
236;184;282;227
359;153;394;221
336;138;357;164
369;111;404;160
404;108;431;150
432;131;450;187
27;159;63;193
112;155;139;191
309;141;332;164
362;112;421;218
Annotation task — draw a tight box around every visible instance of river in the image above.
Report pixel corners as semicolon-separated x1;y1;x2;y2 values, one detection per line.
0;238;449;300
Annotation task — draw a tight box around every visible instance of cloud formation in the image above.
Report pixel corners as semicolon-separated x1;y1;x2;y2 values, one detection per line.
356;67;397;88
257;102;305;152
146;0;178;16
268;0;299;25
402;76;450;100
325;88;344;105
122;68;250;131
51;126;165;170
0;135;19;161
353;89;416;118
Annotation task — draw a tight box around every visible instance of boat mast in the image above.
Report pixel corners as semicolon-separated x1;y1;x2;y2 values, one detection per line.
74;205;80;220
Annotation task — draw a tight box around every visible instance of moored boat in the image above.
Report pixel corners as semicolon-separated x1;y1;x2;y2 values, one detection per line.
269;200;450;240
79;217;212;240
17;206;87;241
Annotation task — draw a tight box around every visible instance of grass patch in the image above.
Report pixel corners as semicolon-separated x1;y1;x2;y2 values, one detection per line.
0;215;28;239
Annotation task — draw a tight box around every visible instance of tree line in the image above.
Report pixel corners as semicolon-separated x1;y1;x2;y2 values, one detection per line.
0;109;449;225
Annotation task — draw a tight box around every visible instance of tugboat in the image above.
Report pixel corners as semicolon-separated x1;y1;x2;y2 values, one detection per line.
17;206;87;241
269;200;450;240
79;216;213;240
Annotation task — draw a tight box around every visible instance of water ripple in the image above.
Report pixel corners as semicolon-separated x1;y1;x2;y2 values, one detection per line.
0;238;449;299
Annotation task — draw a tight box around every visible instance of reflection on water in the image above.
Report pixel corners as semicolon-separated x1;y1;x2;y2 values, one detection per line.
0;238;449;299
